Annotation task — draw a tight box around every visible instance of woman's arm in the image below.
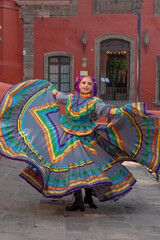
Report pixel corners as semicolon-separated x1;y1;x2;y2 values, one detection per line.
94;101;115;118
51;86;69;105
54;92;70;105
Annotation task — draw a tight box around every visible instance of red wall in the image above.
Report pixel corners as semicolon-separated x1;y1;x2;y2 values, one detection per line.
34;2;137;80
0;2;4;80
0;0;23;85
140;1;160;95
34;0;160;98
1;0;160;100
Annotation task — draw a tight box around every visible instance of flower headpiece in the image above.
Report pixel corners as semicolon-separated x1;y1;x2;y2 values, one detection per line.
74;76;100;97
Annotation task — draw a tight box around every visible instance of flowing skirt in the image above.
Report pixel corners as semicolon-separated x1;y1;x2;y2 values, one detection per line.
0;80;160;202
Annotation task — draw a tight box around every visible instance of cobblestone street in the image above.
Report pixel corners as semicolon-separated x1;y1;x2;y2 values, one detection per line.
0;157;160;240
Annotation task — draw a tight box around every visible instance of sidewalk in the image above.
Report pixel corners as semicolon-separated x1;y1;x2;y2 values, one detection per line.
0;157;160;240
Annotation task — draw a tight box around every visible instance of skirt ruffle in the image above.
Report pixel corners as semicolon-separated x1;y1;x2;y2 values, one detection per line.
0;80;159;202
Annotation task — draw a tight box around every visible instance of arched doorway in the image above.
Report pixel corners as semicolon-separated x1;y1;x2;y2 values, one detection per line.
95;34;135;104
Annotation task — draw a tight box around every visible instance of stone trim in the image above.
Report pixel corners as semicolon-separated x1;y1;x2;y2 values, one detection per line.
154;55;160;106
95;33;135;105
44;52;74;92
16;1;78;20
22;23;34;81
17;1;70;6
16;1;71;21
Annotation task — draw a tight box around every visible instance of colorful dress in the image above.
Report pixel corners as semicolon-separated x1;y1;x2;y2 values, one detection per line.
0;79;160;202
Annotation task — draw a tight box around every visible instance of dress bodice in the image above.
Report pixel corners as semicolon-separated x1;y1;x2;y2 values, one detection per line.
65;92;102;121
52;91;112;136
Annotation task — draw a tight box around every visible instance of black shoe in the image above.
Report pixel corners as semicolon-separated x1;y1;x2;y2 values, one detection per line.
84;188;98;209
66;190;85;211
65;203;85;212
84;197;97;209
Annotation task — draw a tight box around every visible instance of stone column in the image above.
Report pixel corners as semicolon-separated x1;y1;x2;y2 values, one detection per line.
23;17;34;81
16;2;36;81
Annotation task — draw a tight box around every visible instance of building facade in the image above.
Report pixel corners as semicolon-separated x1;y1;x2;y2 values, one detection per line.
1;0;160;108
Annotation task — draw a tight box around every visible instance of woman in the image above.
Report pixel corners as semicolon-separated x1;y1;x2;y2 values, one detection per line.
0;76;160;211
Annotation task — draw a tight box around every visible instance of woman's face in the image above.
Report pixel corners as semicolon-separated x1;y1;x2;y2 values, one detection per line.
79;77;93;94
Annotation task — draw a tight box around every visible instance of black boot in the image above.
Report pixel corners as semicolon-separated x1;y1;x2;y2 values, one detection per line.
66;190;85;212
84;188;97;209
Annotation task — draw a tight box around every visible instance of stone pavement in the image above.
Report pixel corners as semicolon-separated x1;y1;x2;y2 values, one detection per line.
0;157;160;240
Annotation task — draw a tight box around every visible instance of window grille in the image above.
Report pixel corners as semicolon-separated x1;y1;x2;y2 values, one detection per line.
155;0;160;15
48;56;70;92
93;0;137;14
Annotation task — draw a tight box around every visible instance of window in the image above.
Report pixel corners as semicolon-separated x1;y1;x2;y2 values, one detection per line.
48;56;70;92
44;52;74;93
155;0;160;16
93;0;137;14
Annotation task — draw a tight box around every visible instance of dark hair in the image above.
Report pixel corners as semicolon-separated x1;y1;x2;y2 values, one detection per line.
74;76;100;97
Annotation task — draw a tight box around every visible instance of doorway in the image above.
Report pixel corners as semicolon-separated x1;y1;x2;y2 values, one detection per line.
95;34;135;104
100;49;129;100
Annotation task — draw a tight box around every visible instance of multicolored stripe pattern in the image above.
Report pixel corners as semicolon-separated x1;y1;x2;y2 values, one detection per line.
65;92;102;120
60;114;99;136
97;102;160;173
0;79;159;202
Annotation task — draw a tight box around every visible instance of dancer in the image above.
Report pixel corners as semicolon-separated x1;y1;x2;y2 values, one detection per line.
0;76;160;212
